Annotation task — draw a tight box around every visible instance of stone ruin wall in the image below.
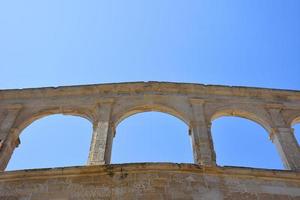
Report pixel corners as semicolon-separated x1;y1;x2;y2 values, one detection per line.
0;81;299;199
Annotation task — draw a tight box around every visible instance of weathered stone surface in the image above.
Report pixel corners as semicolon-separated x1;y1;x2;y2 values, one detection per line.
0;82;300;199
0;164;300;200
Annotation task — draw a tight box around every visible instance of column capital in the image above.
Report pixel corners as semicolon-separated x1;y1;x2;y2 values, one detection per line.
96;98;115;105
270;127;294;141
189;98;205;105
271;126;294;134
277;127;294;133
190;120;211;129
92;99;115;123
265;103;284;110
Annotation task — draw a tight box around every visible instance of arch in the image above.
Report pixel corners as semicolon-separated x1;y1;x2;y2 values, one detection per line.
111;111;194;163
13;107;93;139
210;107;273;135
291;115;300;127
291;116;300;146
113;103;190;129
0;107;94;170
6;114;93;170
211;116;284;169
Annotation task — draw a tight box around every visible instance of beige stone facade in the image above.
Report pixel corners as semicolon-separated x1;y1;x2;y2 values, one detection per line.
0;81;300;199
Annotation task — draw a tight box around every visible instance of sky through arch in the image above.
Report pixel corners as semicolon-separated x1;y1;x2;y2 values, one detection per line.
6;114;93;171
293;123;300;147
211;116;284;169
111;111;194;164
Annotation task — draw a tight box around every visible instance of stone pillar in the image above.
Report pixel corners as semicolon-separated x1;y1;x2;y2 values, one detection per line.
88;100;114;165
190;99;216;166
267;105;300;170
271;127;300;170
0;105;22;171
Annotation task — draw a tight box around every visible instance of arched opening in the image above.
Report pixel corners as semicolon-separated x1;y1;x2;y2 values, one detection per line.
111;111;193;163
292;118;300;146
294;124;300;145
6;114;92;171
211;116;284;169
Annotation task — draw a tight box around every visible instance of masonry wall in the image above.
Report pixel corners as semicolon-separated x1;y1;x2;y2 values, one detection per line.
0;82;300;199
1;164;300;200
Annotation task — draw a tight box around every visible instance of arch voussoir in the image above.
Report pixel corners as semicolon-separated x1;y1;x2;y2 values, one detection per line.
208;104;274;135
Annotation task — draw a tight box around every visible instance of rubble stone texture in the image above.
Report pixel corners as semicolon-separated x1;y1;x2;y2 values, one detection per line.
0;81;299;199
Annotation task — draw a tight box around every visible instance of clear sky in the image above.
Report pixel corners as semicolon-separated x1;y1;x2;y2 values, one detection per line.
1;0;299;170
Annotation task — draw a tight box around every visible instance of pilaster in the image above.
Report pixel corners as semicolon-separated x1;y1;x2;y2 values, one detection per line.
88;100;114;165
189;98;216;166
270;127;300;170
0;105;22;171
267;105;300;170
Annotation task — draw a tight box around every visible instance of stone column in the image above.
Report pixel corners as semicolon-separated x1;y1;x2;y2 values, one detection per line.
268;105;300;170
271;127;300;170
0;105;22;171
88;100;114;165
189;99;216;166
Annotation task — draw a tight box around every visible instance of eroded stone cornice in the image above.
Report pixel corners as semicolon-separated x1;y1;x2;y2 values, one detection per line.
0;163;299;182
0;81;300;101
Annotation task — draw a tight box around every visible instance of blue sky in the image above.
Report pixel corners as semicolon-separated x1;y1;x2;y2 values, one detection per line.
1;0;299;170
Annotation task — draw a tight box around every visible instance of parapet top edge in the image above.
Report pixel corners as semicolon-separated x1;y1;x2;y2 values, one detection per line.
0;81;300;98
1;163;299;182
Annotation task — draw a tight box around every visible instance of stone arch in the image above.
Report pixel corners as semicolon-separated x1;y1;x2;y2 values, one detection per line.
0;107;94;170
6;113;93;170
13;107;93;139
210;115;284;169
109;101;193;164
111;111;194;163
291;115;300;127
209;106;273;135
209;105;283;169
290;115;300;147
112;103;190;130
